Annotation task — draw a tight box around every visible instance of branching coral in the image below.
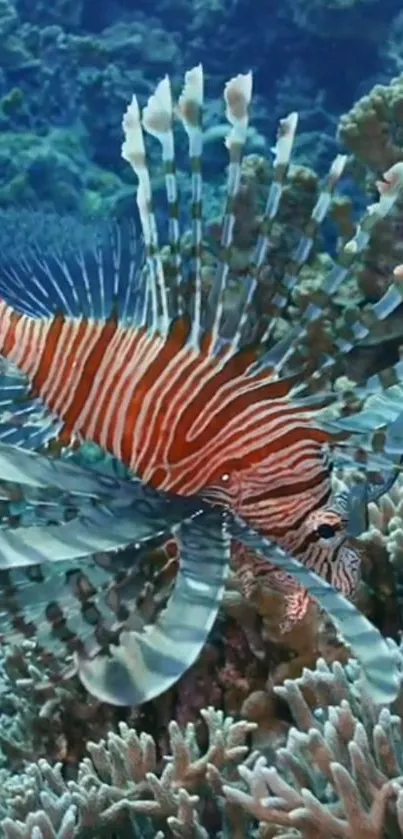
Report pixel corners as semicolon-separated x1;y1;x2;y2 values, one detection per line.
223;656;403;838
0;707;256;839
4;653;403;839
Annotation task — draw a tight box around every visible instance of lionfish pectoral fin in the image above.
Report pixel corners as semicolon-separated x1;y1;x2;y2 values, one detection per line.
0;551;128;661
230;517;400;704
0;512;138;569
0;366;62;450
0;441;134;497
0;477;203;569
76;509;230;706
327;387;403;436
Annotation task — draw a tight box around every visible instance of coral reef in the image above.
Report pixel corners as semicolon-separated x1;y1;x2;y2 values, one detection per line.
3;654;403;838
0;706;256;838
0;0;397;214
0;3;402;839
224;655;403;838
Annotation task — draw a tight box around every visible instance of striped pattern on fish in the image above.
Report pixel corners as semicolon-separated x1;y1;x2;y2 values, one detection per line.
0;66;400;705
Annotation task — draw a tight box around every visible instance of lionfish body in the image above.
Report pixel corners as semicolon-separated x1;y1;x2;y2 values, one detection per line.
0;66;401;704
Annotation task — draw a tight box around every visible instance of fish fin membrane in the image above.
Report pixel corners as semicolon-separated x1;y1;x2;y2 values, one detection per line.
0;552;136;662
231;517;400;705
0;363;62;450
323;386;403;476
328;385;403;436
0;535;175;674
76;509;229;706
0;452;202;568
0;441;147;497
0;214;147;327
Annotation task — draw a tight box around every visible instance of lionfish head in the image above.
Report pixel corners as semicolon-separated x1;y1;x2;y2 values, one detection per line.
300;505;362;598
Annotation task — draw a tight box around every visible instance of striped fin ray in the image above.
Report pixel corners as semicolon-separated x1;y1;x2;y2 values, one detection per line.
267;153;347;322
301;269;403;390
0;362;62;450
0;441;135;497
209;72;253;353
0;218;146;325
143;74;182;313
0;494;202;569
0;555;121;661
253;113;299;272
122;92;169;336
208;133;345;363
76;508;229;706
230;516;400;704
177;65;204;345
0;448;131;525
249;162;403;380
226;150;346;377
298;163;403;343
0;538;170;680
0;480;93;527
0;445;203;568
0;218;152;452
229;112;299;353
324;387;403;471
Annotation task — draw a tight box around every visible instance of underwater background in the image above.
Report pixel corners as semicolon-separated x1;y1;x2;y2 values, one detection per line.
2;0;403;838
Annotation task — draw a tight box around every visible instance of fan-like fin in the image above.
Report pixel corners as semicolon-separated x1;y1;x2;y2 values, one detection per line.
0;470;203;568
0;536;175;674
0;555;120;660
0;442;137;496
0;216;146;326
76;508;229;706
231;517;400;704
0;363;62;450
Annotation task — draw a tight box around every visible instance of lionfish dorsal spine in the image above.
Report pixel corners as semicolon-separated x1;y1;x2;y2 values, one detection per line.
142;73;183;323
261;162;403;385
270;153;347;313
229;112;299;354
243;151;348;379
310;161;403;320
209;71;253;354
177;64;204;348
302;164;403;388
122;92;169;337
250;112;298;279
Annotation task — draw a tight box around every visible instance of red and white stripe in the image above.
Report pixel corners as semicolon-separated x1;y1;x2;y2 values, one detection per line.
0;301;353;593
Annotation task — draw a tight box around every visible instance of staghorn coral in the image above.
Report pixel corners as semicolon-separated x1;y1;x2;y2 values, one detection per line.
4;653;403;839
0;707;256;839
223;655;403;838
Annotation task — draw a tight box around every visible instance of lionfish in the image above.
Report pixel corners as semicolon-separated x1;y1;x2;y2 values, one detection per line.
0;65;401;706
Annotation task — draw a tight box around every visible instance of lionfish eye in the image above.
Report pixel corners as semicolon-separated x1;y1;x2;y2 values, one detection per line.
316;523;336;539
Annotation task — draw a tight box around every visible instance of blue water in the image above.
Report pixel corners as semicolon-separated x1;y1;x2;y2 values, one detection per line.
0;0;399;215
